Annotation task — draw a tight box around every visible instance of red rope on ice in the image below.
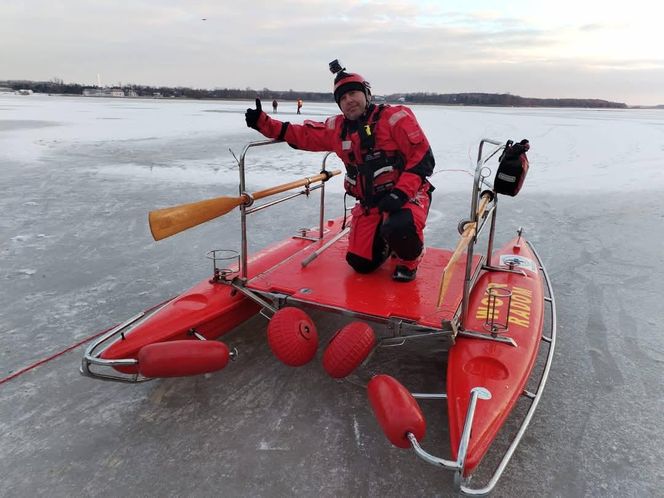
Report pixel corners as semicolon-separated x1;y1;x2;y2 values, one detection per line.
0;298;172;386
432;168;475;177
0;325;115;386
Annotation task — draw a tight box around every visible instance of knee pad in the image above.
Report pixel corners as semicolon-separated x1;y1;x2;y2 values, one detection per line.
346;252;383;273
346;228;389;273
381;210;423;261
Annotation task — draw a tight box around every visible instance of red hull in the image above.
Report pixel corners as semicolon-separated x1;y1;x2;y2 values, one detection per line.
100;220;346;372
98;214;479;375
447;237;545;475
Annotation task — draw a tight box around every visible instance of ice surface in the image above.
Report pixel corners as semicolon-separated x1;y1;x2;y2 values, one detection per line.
2;94;663;194
1;94;664;496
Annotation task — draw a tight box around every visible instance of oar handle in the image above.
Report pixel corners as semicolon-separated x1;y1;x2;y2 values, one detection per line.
252;170;340;202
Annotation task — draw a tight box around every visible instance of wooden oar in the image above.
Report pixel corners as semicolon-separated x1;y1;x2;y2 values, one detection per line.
436;193;492;307
149;170;340;241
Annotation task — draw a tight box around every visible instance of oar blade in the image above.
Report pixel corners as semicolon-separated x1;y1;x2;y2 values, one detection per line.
148;169;341;241
436;228;475;306
149;195;242;240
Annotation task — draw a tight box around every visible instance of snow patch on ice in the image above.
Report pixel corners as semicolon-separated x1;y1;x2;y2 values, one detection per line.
353;416;363;448
257;441;290;451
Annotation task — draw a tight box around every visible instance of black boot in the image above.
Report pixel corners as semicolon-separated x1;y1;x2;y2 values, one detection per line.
392;265;417;282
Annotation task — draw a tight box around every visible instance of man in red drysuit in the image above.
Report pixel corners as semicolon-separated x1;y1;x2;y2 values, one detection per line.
245;67;435;282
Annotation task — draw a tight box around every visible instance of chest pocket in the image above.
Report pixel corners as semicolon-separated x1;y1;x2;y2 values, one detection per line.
343;151;404;204
389;109;424;145
361;151;404;198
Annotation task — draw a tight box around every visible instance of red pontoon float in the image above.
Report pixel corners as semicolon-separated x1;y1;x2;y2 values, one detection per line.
81;138;556;495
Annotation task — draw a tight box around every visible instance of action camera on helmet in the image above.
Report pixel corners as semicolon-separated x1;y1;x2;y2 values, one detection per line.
329;59;345;75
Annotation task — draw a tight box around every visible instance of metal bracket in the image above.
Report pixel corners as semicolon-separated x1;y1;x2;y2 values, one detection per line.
228;279;278;316
457;329;518;347
482;264;527;277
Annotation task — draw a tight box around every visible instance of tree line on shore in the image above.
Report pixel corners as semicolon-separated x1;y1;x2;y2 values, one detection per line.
1;79;628;108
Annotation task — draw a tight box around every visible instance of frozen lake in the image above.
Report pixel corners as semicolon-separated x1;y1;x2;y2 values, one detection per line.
2;94;663;194
1;94;663;496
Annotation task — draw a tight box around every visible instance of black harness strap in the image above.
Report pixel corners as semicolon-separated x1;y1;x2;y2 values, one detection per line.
358;104;384;151
339;104;395;210
357;105;386;208
278;122;290;141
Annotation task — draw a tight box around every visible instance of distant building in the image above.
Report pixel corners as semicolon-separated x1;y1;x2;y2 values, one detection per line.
83;88;104;96
82;87;125;97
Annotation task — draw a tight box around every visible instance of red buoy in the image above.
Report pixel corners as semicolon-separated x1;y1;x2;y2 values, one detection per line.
138;340;230;378
267;307;318;366
367;374;426;448
323;321;376;378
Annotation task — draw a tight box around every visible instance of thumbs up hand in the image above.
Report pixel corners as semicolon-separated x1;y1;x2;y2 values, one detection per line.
245;98;263;130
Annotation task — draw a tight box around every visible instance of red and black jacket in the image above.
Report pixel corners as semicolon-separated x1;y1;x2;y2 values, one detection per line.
255;103;435;207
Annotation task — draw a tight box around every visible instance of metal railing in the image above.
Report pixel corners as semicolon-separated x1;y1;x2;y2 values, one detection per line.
237;140;334;280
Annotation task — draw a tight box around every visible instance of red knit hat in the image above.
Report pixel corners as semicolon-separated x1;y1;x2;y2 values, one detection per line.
333;72;371;104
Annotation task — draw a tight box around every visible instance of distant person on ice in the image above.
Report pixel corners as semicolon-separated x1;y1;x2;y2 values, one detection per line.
272;99;278;113
296;98;303;114
245;62;435;282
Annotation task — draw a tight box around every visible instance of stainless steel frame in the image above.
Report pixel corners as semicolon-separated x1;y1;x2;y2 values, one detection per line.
237;140;334;281
398;235;557;496
460;138;503;328
80;310;154;382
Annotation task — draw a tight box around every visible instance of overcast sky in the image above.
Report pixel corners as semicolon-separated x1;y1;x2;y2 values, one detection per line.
2;1;663;105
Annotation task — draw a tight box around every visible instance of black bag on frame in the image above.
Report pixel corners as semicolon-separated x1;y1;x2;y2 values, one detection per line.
494;139;530;196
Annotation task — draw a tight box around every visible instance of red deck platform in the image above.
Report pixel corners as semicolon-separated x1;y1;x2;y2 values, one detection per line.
246;231;483;329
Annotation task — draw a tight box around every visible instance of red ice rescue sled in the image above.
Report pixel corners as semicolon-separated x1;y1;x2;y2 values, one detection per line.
81;138;556;495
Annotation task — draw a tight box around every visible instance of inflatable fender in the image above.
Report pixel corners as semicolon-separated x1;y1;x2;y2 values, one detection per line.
322;321;376;378
267;307;318;366
368;374;426;448
138;340;230;378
